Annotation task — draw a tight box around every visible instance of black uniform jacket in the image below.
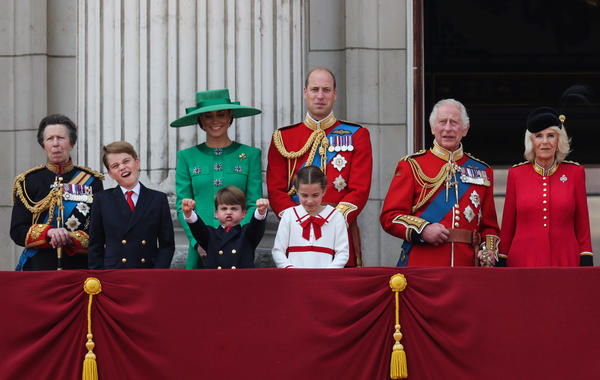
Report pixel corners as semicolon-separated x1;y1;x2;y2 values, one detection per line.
88;183;175;269
188;213;266;269
10;163;104;270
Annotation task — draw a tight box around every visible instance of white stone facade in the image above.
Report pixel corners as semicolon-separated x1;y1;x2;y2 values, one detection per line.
0;0;412;270
2;1;595;270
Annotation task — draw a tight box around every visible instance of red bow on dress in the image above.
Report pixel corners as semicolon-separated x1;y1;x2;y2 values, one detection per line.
300;216;326;241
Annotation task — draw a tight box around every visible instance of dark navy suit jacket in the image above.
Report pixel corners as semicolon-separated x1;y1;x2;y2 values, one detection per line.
188;212;266;269
88;183;175;269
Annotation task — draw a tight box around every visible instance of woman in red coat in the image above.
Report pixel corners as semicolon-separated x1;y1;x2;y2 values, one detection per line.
498;107;593;266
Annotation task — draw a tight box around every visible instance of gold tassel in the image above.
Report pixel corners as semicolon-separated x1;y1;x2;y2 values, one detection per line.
82;277;102;380
389;274;408;379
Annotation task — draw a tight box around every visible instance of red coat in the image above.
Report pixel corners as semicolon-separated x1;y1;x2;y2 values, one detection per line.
499;161;592;267
380;145;499;266
267;115;372;266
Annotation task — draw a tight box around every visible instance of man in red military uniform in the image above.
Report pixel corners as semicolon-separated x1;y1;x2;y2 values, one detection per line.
380;99;499;267
267;67;372;266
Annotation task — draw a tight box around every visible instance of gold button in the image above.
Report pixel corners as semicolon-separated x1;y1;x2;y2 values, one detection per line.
543;188;547;192
543;177;546;180
141;258;146;263
121;240;127;245
217;266;222;269
454;216;460;221
218;250;224;255
543;183;547;186
232;249;237;254
543;208;547;212
455;210;460;215
454;222;459;227
543;194;547;197
543;200;547;204
543;224;547;228
121;258;127;263
231;266;236;269
141;240;146;245
543;216;547;220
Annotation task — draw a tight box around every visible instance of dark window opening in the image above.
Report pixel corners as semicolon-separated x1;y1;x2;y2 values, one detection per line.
424;0;600;165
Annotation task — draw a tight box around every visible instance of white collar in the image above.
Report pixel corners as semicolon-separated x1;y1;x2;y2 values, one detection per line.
120;182;141;196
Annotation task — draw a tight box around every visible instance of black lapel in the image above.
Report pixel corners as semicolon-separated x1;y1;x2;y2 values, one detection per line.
217;224;242;247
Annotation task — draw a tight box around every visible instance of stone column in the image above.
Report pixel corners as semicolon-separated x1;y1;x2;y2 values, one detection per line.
0;0;80;269
77;0;305;267
306;0;410;266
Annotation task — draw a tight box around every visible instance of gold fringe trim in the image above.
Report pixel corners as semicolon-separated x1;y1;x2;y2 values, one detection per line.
82;277;102;380
389;274;408;379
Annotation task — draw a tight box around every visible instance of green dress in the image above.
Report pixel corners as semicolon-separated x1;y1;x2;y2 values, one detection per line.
176;142;263;269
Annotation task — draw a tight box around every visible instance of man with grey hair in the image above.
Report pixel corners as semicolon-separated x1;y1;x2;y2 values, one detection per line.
380;99;500;267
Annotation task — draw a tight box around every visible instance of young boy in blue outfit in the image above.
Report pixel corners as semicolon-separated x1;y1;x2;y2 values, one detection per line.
88;141;175;269
181;186;268;269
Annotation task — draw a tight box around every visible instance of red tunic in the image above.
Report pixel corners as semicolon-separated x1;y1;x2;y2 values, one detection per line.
380;144;499;266
499;161;592;267
267;114;372;266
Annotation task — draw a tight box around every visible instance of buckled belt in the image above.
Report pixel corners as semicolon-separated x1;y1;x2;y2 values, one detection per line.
448;228;481;248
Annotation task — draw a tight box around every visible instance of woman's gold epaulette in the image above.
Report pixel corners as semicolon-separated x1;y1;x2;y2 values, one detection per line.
74;165;105;180
400;150;427;162
512;161;529;168
562;160;581;166
465;152;491;168
12;165;45;202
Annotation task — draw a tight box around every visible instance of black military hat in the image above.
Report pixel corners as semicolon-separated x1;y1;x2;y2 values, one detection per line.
526;106;563;133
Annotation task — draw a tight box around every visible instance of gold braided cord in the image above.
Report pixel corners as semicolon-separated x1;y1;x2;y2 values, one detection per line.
272;129;329;195
13;173;59;226
406;158;451;213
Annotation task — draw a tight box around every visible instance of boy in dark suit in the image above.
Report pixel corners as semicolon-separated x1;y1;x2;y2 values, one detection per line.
181;186;268;269
88;141;175;269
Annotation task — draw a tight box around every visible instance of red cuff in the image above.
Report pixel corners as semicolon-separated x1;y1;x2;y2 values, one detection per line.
25;224;52;249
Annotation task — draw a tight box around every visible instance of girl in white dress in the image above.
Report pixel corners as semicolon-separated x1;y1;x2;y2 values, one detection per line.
271;165;349;268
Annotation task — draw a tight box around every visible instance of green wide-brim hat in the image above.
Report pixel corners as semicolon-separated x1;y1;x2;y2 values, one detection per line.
170;88;261;127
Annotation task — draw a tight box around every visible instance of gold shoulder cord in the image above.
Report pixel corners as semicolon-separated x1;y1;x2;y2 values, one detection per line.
406;158;450;213
12;167;59;225
272;129;329;195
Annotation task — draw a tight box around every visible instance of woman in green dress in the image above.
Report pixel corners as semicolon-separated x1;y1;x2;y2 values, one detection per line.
171;89;262;268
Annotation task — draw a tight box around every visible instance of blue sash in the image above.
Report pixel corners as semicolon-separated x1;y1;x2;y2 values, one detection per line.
290;123;360;202
15;171;95;270
397;157;486;266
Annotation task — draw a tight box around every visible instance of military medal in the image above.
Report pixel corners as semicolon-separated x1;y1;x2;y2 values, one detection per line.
333;175;347;192
328;136;335;152
62;184;93;203
560;174;567;183
335;136;341;152
76;202;90;216
469;190;480;208
65;215;81;231
348;135;354;151
332;154;347;171
463;205;475;223
459;166;490;186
